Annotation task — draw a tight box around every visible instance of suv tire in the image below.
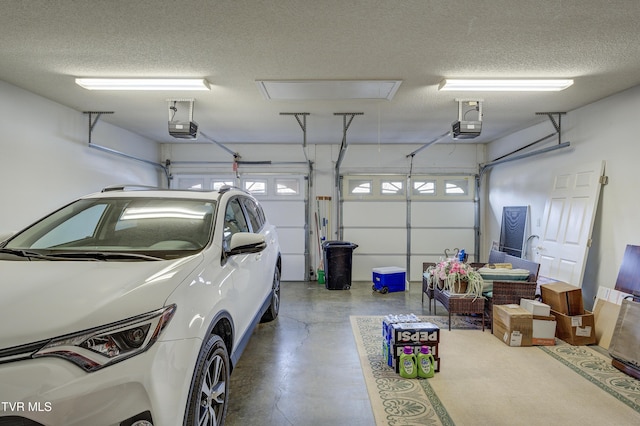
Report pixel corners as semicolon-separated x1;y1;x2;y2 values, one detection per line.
184;334;230;426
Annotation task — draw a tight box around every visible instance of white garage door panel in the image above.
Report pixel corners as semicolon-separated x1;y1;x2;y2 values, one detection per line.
409;256;442;282
342;174;476;283
411;202;475;227
260;201;305;227
344;228;406;254
410;228;475;254
281;255;305;281
352;254;406;282
275;228;305;253
343;202;405;227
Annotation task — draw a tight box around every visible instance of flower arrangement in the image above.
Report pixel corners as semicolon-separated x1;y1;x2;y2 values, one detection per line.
427;259;484;298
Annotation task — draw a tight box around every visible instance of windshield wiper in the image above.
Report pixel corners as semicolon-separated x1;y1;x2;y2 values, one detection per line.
0;248;58;260
45;251;163;261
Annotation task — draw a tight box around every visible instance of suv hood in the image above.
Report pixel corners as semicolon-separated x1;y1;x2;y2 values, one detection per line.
0;255;202;349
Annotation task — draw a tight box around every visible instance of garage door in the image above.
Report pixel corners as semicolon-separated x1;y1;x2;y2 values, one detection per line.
174;174;308;281
342;174;476;282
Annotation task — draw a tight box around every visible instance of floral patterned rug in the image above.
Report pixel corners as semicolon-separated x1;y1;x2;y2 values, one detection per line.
351;315;640;426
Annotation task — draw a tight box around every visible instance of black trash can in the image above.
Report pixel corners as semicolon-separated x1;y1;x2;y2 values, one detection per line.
322;240;358;290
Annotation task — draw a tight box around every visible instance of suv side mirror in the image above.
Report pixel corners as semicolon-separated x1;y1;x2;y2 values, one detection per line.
226;232;266;257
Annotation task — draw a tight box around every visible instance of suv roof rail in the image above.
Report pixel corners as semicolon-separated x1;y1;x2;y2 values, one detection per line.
101;184;161;192
218;185;251;195
218;185;233;194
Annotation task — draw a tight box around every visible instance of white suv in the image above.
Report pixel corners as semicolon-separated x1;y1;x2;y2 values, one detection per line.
0;185;281;426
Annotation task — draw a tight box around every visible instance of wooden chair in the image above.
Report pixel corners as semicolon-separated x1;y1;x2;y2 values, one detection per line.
485;280;537;330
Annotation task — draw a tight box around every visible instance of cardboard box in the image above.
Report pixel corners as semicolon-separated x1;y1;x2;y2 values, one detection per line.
493;304;533;346
382;315;420;340
387;322;440;346
532;315;557;346
373;267;406;292
551;309;596;345
520;299;551;317
540;282;584;316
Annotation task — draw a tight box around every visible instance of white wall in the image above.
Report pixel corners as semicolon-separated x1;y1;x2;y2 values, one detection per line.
485;84;640;308
0;81;161;234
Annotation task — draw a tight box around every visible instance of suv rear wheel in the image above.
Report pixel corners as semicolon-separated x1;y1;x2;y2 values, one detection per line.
260;264;280;322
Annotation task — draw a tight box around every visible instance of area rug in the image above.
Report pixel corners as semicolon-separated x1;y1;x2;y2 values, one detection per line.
351;315;640;426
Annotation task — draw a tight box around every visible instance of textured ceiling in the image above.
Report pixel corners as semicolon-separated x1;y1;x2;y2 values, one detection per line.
1;0;640;145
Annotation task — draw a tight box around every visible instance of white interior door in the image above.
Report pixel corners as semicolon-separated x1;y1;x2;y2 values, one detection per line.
537;161;605;287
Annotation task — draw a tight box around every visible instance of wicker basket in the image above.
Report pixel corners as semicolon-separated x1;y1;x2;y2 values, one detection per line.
450;279;468;294
441;278;468;294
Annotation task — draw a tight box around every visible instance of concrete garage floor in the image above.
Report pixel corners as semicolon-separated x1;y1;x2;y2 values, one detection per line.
226;280;430;426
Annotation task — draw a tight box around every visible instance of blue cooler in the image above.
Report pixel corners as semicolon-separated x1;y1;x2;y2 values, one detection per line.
372;267;406;293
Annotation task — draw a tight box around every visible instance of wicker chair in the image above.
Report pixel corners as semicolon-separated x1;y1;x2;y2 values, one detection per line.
485;280;538;330
507;256;540;282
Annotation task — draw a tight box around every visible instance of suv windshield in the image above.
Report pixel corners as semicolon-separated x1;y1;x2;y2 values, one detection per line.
3;197;216;260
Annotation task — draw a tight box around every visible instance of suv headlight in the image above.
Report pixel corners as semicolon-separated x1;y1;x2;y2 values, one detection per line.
33;305;176;372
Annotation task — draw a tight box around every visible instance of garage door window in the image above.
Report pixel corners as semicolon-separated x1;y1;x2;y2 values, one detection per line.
177;178;204;190
381;180;404;195
212;180;234;190
348;180;372;195
275;178;300;195
413;180;436;195
243;179;267;195
445;179;469;195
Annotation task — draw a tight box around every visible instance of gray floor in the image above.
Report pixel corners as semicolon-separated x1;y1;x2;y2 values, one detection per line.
226;280;436;426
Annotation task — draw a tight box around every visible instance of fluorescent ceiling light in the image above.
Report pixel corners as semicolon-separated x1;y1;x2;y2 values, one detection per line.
75;78;210;91
438;79;573;91
256;80;402;100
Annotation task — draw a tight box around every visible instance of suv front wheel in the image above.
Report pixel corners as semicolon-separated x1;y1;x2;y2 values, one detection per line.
184;334;230;426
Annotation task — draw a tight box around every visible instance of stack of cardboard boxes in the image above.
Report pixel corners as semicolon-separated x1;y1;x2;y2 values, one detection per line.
492;300;557;347
382;317;440;374
540;282;596;345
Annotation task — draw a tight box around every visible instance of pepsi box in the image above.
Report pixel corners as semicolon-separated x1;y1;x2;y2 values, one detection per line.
383;340;439;365
389;322;440;346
